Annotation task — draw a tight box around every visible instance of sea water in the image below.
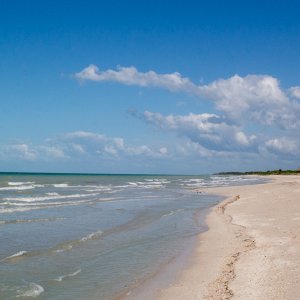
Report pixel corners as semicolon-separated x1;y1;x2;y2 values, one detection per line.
0;173;261;299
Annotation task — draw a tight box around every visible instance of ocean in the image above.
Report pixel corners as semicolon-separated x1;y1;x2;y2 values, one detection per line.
0;173;261;299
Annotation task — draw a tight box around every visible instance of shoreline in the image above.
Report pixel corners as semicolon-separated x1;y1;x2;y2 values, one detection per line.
117;207;214;300
155;175;300;299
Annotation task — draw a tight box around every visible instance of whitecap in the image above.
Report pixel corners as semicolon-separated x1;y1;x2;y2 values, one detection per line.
79;230;103;242
162;209;184;218
54;245;73;253
16;283;44;298
46;192;59;196
0;185;35;191
4;192;98;202
54;230;103;253
53;183;69;187
1;251;27;262
0;217;65;225
84;186;112;192
0;197;99;213
54;269;81;282
162;211;175;217
8;181;35;186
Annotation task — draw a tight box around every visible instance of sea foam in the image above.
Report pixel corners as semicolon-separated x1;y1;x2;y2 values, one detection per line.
0;185;35;191
79;230;103;242
16;283;44;298
54;269;81;282
53;183;69;187
1;251;27;262
8;181;35;186
4;192;98;202
54;230;103;253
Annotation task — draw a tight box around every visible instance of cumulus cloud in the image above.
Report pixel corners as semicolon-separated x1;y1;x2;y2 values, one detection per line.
0;131;169;163
0;144;66;161
199;75;300;128
73;65;300;167
289;86;300;99
6;144;37;160
60;131;167;158
75;65;300;129
143;111;257;152
265;137;299;155
75;65;198;94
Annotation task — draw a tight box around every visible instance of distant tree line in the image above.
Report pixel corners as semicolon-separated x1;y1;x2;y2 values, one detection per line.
216;168;300;176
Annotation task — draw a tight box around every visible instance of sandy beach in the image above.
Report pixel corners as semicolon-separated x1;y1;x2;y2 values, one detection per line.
156;175;300;299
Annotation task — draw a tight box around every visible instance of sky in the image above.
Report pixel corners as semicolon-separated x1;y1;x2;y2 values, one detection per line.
1;0;300;174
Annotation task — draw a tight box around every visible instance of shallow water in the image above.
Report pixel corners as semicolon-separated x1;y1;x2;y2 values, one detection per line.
0;173;261;299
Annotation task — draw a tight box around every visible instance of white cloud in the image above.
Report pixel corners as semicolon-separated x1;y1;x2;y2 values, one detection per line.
289;86;300;99
199;75;300;128
75;65;300;129
71;144;86;154
0;144;66;161
159;147;168;155
7;144;37;160
62;131;148;157
65;131;107;141
0;131;168;162
143;111;257;152
38;146;66;159
72;65;300;169
75;64;199;94
265;137;299;155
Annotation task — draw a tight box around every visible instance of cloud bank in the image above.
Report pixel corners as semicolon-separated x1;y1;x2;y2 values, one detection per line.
0;131;168;162
74;65;300;168
143;111;257;152
76;65;300;129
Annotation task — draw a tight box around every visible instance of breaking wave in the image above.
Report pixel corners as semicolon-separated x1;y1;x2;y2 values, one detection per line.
1;251;27;262
16;282;44;298
54;269;81;282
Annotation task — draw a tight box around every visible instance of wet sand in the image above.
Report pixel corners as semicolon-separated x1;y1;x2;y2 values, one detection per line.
156;175;300;299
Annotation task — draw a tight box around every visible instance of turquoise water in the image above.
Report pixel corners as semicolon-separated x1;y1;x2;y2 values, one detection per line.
0;173;260;299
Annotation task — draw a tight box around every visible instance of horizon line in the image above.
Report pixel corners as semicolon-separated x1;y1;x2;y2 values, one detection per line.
0;171;210;176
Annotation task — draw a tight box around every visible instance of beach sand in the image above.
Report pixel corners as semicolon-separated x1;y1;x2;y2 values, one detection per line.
156;175;300;299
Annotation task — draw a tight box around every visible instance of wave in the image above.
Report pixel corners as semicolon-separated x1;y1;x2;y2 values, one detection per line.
162;208;184;218
4;192;99;202
177;176;257;188
46;192;59;196
0;185;35;191
53;183;69;187
79;230;103;242
84;186;112;192
162;210;175;217
54;244;73;253
54;269;81;282
8;181;35;186
0;217;65;225
0;196;116;213
2;230;103;263
1;251;27;262
0;198;99;213
16;283;44;298
2;199;95;208
54;230;103;253
127;181;165;189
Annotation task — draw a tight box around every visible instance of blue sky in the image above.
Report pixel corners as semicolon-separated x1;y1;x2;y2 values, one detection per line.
1;0;300;174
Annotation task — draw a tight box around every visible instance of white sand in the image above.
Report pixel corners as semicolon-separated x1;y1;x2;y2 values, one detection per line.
156;175;300;299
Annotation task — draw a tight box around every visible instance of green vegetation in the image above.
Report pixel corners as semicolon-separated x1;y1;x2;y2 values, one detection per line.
216;169;300;176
